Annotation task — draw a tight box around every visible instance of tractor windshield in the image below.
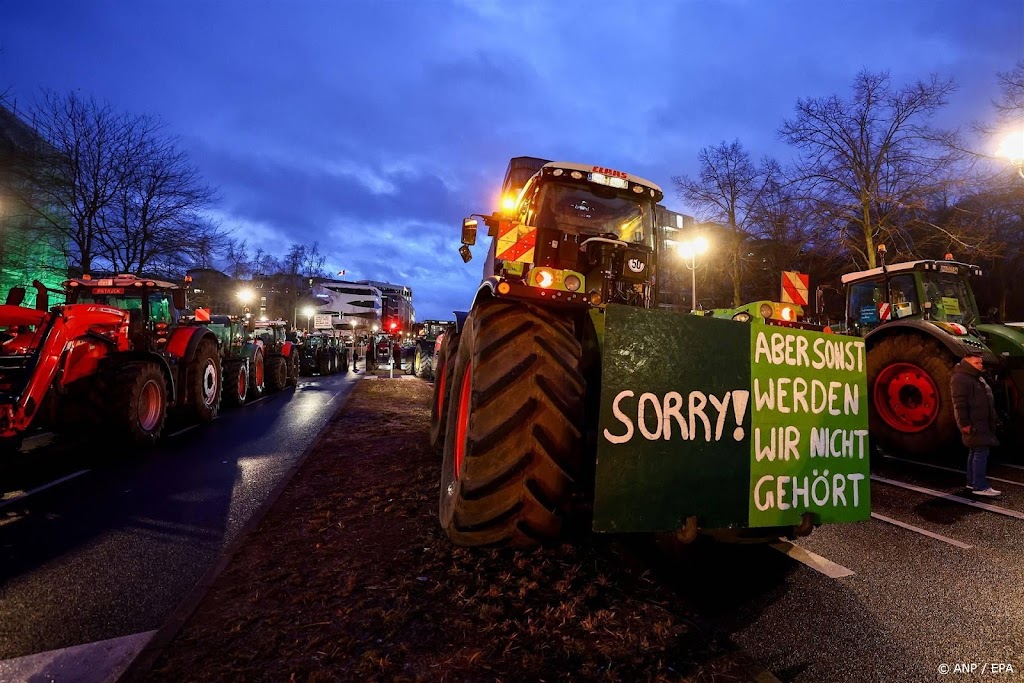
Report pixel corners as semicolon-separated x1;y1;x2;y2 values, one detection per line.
921;273;979;326
77;291;177;324
534;181;655;248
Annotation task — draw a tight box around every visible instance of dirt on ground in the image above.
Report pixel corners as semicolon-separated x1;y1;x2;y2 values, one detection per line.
138;377;761;682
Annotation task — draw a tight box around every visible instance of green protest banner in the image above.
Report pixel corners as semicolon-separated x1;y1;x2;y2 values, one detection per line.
593;304;870;533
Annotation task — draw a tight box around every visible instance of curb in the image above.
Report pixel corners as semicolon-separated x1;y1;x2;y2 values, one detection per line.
117;371;364;682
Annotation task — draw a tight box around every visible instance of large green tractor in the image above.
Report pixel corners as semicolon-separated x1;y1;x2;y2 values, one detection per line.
432;158;871;549
840;247;1024;457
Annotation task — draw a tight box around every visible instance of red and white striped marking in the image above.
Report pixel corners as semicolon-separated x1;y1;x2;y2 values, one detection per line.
781;271;809;306
878;302;891;321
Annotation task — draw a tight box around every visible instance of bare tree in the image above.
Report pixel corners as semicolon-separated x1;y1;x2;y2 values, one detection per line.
994;60;1024;120
673;141;776;306
98;128;221;276
224;237;252;279
780;71;965;269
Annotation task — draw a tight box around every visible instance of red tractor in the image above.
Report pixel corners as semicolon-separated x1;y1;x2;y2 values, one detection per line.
0;274;223;451
251;319;300;392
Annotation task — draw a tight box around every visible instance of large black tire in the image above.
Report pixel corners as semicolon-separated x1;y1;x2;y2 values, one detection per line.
109;361;168;446
405;349;416;375
429;331;460;453
439;299;585;548
338;349;349;373
318;351;331;376
223;359;248;408
287;352;300;387
249;348;265;399
867;334;958;458
266;355;287;392
415;345;434;381
189;339;222;423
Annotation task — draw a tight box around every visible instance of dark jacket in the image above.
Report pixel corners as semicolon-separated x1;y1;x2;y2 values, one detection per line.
950;361;1000;448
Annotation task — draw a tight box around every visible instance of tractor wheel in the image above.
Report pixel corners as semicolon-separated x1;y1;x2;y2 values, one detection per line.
429;331;460;453
318;352;331;376
287;352;300;387
415;346;434;381
439;299;585;548
109;362;168;446
266;356;287;392
405;350;415;376
868;335;958;457
339;350;349;373
223;359;248;408
190;339;222;423
249;348;266;399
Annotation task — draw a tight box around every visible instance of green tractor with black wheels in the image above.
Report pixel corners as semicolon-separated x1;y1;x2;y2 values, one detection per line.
431;158;871;549
840;247;1024;458
203;314;266;407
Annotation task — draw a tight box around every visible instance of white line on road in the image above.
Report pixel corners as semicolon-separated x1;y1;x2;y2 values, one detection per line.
166;424;197;438
770;540;855;578
0;470;89;510
870;512;973;549
0;630;156;683
882;455;1024;488
871;475;1024;520
997;462;1024;472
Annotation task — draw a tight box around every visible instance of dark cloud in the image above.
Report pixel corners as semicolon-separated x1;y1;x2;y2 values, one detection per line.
3;0;1020;317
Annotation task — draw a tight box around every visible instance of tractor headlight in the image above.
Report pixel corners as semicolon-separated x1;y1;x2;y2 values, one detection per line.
759;303;774;319
564;274;582;292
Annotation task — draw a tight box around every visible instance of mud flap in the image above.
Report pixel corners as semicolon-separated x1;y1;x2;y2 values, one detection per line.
593;304;871;534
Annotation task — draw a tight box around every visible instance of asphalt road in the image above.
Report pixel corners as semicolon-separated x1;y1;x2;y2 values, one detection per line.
0;368;360;662
655;452;1024;683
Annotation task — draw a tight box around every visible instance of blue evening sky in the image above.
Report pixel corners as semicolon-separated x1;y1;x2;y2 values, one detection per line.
2;1;1021;318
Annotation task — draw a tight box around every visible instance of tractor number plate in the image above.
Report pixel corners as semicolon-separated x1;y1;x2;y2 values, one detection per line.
92;287;124;294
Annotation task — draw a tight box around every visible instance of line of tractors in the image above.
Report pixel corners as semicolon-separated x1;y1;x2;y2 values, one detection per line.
0;273;349;453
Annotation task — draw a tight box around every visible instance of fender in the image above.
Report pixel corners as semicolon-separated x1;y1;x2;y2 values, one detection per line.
977;323;1024;359
865;319;993;362
166;325;219;363
281;340;295;357
468;278;500;315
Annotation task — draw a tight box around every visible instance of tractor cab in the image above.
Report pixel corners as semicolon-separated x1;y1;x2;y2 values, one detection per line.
251;319;290;352
64;274;187;352
841;257;983;338
464;161;665;309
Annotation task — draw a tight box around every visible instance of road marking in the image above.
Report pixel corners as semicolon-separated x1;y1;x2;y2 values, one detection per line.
0;630;156;683
872;475;1024;520
870;512;973;549
997;462;1024;472
166;424;198;438
883;455;1024;488
770;540;855;578
0;470;89;510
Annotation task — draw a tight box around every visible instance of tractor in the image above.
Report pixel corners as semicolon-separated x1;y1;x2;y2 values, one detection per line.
251;319;300;392
403;319;453;380
840;247;1024;458
203;313;266;407
0;274;223;450
299;330;349;376
431;158;870;549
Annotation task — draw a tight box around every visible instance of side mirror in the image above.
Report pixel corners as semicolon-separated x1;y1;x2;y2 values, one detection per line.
461;218;478;246
172;288;186;311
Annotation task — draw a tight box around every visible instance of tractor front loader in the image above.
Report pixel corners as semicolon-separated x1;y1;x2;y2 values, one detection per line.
432;158;871;549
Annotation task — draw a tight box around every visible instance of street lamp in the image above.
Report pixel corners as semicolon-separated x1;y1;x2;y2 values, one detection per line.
237;288;255;316
302;305;316;332
677;236;710;312
996;128;1024;179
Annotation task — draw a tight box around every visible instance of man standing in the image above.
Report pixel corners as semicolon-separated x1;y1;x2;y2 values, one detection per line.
951;351;1001;497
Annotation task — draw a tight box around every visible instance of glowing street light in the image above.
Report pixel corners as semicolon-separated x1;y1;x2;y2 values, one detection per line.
302;305;316;332
677;236;710;312
996;128;1024;179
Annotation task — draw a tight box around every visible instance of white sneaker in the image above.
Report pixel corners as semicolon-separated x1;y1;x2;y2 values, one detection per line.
973;488;1001;497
